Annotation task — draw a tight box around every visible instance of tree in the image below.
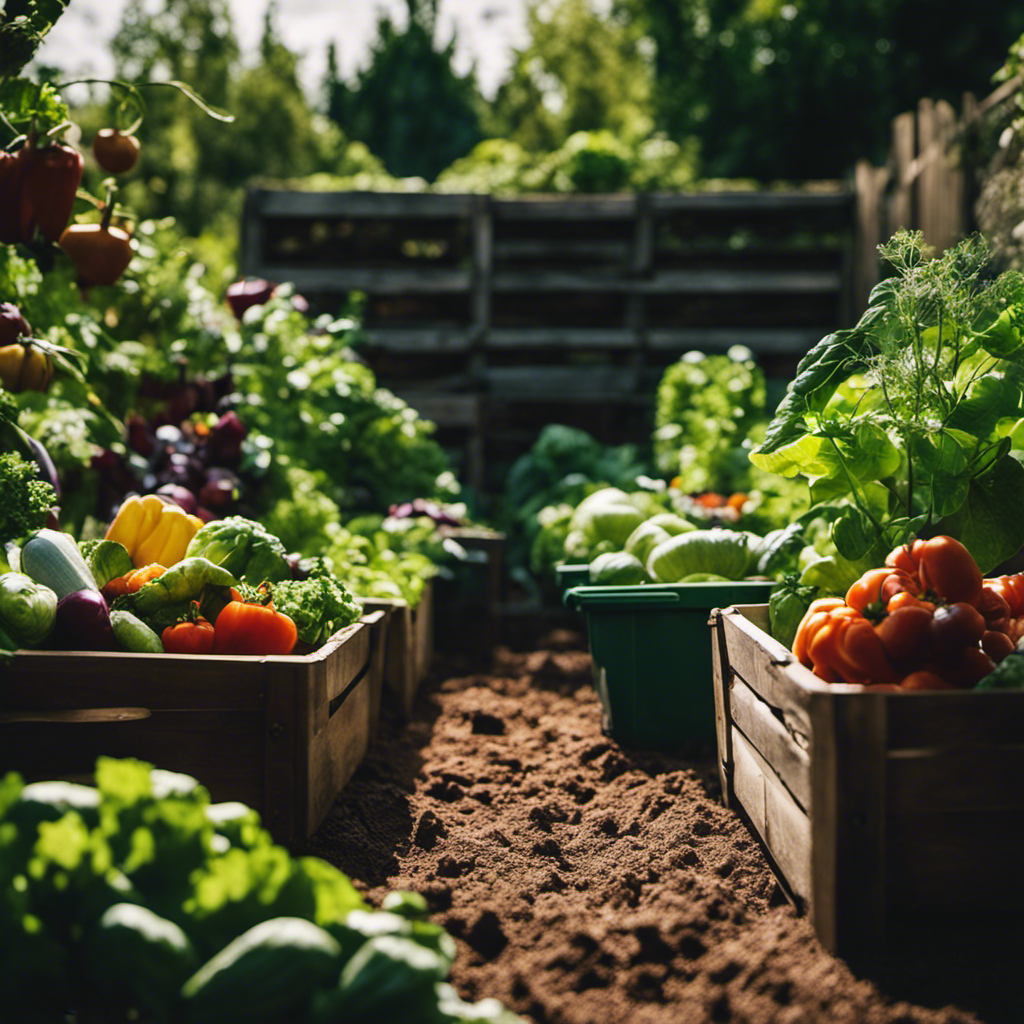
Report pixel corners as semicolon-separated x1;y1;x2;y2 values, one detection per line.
488;0;655;153
332;0;484;181
626;0;1024;181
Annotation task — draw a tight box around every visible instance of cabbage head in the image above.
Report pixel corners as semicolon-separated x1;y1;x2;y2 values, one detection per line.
589;551;649;586
624;521;671;565
646;530;754;583
646;513;696;536
0;571;57;646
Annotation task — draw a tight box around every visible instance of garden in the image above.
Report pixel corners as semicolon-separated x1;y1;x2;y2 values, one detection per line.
3;1;1024;1022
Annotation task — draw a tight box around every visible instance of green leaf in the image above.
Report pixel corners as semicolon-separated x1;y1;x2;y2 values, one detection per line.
831;506;876;561
754;299;890;458
934;455;1024;573
946;366;1024;438
908;431;971;518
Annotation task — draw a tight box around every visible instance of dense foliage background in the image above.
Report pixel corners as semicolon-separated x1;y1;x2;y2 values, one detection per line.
30;0;1024;276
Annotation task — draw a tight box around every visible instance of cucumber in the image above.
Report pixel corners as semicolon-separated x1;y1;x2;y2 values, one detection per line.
20;528;99;599
87;903;199;1024
110;609;164;653
181;917;342;1024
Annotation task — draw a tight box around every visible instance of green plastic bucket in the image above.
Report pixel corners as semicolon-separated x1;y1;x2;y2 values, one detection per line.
555;564;592;596
565;581;777;748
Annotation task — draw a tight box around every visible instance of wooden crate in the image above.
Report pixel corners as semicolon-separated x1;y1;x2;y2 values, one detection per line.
710;604;1024;978
0;615;386;846
361;579;434;719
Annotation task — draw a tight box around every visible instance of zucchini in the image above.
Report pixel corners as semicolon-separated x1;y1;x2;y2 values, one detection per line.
309;934;447;1024
110;609;164;653
181;916;342;1024
87;903;199;1024
20;528;99;599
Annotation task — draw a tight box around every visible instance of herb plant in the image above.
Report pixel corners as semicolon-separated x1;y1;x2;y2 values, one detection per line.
750;231;1024;572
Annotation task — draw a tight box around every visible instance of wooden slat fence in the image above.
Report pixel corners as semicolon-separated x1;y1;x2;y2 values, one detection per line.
855;76;1023;309
240;187;855;491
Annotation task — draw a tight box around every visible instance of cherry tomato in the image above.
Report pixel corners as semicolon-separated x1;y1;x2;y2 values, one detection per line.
944;646;996;688
92;129;141;174
928;602;986;652
981;629;1015;663
162;601;216;655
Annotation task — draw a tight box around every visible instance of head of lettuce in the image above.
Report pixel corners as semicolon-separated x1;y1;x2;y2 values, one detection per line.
184;516;291;585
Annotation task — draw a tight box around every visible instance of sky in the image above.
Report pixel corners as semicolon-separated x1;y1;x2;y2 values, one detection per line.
35;0;530;99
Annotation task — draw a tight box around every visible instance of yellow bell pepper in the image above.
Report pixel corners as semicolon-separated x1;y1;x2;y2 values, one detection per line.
106;495;203;568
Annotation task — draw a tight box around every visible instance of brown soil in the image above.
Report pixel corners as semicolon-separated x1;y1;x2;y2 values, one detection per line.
303;624;1019;1024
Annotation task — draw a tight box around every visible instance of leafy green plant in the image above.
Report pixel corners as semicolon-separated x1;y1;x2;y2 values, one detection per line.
750;231;1024;573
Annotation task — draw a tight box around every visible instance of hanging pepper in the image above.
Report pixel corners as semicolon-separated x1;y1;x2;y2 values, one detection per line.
0;149;25;244
162;600;216;655
17;138;83;244
214;586;297;656
105;495;203;569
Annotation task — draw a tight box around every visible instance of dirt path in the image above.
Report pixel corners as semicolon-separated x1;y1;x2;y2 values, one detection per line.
303;625;1015;1024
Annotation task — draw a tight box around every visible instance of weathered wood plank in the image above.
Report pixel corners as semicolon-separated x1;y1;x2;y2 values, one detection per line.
887;809;1024;911
240;267;471;294
491;196;636;219
485;328;635;349
1;653;266;710
887;691;1024;749
717;609;817;733
248;189;476;217
729;678;811;811
710;609;734;805
0;709;266;809
731;727;812;902
651;191;852;214
360;329;473;352
489;268;842;294
886;746;1024;812
831;690;889;960
647;327;826;353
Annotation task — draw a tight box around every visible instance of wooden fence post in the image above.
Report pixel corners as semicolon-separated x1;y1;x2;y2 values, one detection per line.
888;111;916;235
854;160;889;312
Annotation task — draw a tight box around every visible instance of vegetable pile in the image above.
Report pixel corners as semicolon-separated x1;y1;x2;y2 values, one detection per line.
789;534;1024;690
0;757;524;1023
0;509;364;662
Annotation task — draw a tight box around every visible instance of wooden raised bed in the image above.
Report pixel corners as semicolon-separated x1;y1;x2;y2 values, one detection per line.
361;579;434;719
710;603;1024;977
0;613;387;846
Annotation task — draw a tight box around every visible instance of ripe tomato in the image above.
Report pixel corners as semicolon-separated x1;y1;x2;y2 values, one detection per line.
928;602;986;652
874;605;934;668
981;629;1015;663
92;129;141;174
59;222;135;287
214;596;297;656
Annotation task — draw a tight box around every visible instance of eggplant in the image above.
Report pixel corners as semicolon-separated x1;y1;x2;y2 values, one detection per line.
55;589;117;652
